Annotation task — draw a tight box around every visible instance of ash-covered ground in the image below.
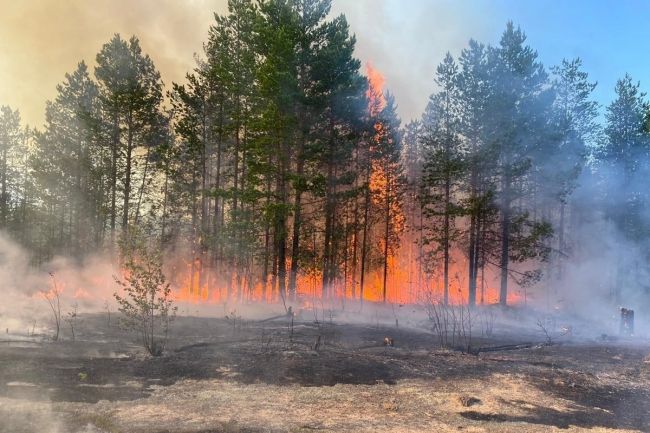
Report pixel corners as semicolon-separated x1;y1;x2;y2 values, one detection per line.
1;304;649;433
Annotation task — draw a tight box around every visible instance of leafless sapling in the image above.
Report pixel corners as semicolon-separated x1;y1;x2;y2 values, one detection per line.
42;272;62;341
64;302;78;341
536;319;553;346
104;300;111;328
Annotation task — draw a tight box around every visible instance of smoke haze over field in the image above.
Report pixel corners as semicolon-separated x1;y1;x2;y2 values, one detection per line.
0;233;117;333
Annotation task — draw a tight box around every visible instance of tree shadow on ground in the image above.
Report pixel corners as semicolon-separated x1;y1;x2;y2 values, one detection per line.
460;386;650;431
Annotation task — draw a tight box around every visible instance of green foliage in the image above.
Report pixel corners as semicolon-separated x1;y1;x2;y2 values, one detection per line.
2;10;643;309
595;73;650;295
95;34;165;236
30;61;103;258
114;228;176;356
0;106;27;234
418;23;594;305
419;53;466;275
600;75;650;243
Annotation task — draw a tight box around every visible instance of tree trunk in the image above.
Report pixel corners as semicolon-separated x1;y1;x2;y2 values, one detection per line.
122;112;133;233
359;162;371;307
322;122;336;299
289;137;305;301
351;200;359;300
443;176;450;305
467;160;480;306
468;211;477;306
557;201;565;281
212;99;224;275
276;134;288;302
499;172;511;306
134;146;151;225
110;113;119;246
382;174;391;303
0;147;7;227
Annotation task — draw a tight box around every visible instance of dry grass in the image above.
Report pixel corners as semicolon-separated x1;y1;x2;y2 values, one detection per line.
1;314;648;433
29;373;641;433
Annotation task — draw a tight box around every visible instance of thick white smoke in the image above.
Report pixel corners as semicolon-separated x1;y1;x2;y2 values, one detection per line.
544;164;650;338
0;232;117;336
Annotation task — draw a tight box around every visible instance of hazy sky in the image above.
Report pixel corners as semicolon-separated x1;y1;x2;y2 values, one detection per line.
1;0;650;127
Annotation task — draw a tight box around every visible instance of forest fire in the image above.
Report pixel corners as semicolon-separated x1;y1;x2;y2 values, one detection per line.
3;2;650;433
168;62;521;308
366;62;387;115
169;260;518;306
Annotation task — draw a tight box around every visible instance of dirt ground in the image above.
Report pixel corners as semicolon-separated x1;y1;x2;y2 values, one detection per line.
1;309;649;433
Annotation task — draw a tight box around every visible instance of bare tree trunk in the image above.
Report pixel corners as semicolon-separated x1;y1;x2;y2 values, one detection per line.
322;127;336;299
276;134;288;302
499;173;511;306
443;176;450;305
134;146;151;225
382;174;391;303
467;159;480;306
1;147;7;227
359;162;371;307
161;167;169;244
289;140;305;301
110;114;119;246
122;112;133;233
351;200;359;299
262;158;272;299
468;211;477;305
557;201;565;281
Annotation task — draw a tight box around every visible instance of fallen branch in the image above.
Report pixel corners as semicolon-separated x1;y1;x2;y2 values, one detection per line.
259;308;293;323
469;342;534;355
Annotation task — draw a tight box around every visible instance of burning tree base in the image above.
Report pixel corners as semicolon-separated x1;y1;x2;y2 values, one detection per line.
0;312;649;433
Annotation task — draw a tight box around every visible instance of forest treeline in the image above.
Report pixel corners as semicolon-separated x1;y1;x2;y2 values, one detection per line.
1;0;649;306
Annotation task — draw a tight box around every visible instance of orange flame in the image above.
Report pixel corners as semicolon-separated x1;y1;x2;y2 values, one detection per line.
113;62;523;309
366;62;386;117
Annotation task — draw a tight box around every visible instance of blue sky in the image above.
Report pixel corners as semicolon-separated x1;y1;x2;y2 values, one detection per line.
491;0;650;116
334;0;650;121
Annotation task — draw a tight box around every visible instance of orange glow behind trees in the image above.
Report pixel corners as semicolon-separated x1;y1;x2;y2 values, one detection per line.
168;62;521;308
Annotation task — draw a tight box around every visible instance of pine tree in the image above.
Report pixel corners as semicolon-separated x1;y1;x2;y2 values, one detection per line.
0;105;23;231
95;34;164;242
31;62;103;258
419;53;465;305
370;93;404;303
487;23;554;305
456;39;498;305
401;119;425;297
312;8;365;299
547;58;598;280
600;74;650;301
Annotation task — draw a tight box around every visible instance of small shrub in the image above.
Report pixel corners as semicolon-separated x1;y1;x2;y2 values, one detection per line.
114;228;176;356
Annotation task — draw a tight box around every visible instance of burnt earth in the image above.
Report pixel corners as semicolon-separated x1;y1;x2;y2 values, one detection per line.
0;313;649;433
